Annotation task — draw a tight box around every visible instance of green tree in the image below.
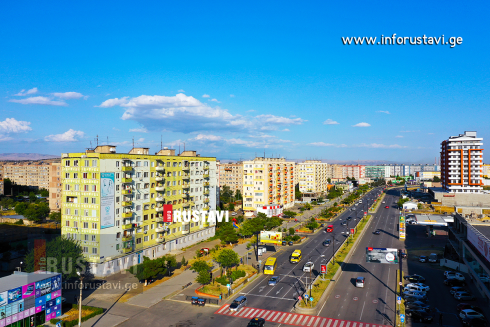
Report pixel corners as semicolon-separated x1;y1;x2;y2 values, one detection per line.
228;202;235;211
191;260;211;273
181;256;187;267
28;192;36;203
216;249;240;275
24;236;86;280
327;178;332;183
23;203;50;223
239;216;265;237
433;176;441;182
306;221;319;231
39;188;49;197
235;189;242;201
220;185;233;204
49;211;61;222
289;227;295;236
217;222;239;244
304;203;312;210
283;210;297;217
196;270;211;285
14;202;28;215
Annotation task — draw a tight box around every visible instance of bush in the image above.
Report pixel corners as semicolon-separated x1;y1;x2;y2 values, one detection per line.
61;305;104;327
216;276;228;285
292;235;301;241
50;318;61;324
230;270;246;281
14;219;24;225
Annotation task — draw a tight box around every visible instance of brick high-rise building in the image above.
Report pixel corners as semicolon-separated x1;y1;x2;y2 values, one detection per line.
218;162;243;194
49;162;62;211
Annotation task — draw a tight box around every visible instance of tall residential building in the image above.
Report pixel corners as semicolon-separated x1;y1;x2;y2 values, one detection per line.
61;146;218;277
242;158;295;216
365;166;387;179
4;162;51;189
332;164;343;179
441;131;483;193
49;162;62;211
297;160;331;193
341;165;365;180
0;165;3;195
218;162;243;194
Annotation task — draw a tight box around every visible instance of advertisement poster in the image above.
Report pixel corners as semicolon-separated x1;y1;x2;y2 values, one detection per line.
8;288;22;304
35;279;51;298
0;291;7;306
399;216;406;240
22;283;35;299
163;204;173;223
100;172;115;229
467;225;490;263
260;231;283;244
51;275;61;292
33;239;46;272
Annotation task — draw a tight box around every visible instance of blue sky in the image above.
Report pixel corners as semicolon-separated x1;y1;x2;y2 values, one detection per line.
1;1;489;163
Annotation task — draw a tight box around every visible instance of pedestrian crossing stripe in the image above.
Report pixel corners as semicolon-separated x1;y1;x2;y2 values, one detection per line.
215;304;392;327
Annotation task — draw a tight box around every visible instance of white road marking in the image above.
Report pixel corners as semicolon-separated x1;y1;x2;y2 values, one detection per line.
217;305;228;313
359;301;366;320
272;312;282;321
238;308;249;316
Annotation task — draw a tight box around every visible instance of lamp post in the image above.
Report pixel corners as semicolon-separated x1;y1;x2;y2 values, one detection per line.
76;271;84;327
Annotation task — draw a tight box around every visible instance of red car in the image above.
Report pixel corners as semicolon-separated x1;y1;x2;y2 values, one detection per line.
385;206;389;209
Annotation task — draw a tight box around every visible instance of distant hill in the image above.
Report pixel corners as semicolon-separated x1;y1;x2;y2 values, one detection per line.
0;153;59;161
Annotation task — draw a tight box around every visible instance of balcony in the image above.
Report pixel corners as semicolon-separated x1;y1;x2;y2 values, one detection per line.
156;226;165;233
121;189;132;195
155;186;165;191
123;248;132;254
156;207;163;212
181;230;190;235
204;190;209;195
204;182;210;187
204;166;209;171
182;174;190;179
122;212;132;218
203;206;209;211
122;224;133;230
156;236;164;242
182;184;190;189
204;198;210;203
121;178;132;183
155;176;164;182
183;166;190;171
122;201;132;207
121;166;133;172
156;166;165;172
203;174;210;179
156;217;163;222
122;235;132;242
156;196;165;202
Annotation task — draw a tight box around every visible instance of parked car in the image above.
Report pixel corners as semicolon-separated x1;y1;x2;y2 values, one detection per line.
428;253;438;263
477;274;490;284
268;276;280;286
457;304;484;314
303;262;314;272
341;221;347;226
461;317;488;327
405;303;430;312
229;296;247;312
419;256;428;263
405;296;429;304
247;317;266;327
445;271;466;280
404;274;426;283
460;309;485;320
445;278;466;287
288;241;294;246
450;286;467;295
405;300;429;308
406;309;433;323
403;290;427;298
322;239;331;247
455;292;475;301
405;283;430;292
385;206;390;209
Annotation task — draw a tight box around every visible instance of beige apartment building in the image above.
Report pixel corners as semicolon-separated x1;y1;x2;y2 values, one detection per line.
49;162;62;211
242;158;295;216
297;160;332;193
217;162;243;193
0;165;3;195
332;164;365;180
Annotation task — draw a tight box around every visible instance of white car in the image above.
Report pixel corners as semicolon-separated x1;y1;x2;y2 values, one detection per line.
477;273;490;283
403;290;427;298
444;271;465;281
459;309;484;320
405;283;430;292
303;262;314;272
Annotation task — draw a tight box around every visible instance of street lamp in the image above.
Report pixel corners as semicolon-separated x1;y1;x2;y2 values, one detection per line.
76;271;84;327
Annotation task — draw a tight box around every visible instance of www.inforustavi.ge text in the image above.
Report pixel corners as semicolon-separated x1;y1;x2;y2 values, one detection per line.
342;34;463;48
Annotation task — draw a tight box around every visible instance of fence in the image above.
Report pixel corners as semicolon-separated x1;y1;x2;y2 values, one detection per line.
185;295;220;305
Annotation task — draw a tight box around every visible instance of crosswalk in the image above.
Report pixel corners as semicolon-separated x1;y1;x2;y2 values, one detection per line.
215;305;391;327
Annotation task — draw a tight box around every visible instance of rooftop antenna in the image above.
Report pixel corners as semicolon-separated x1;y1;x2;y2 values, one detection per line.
184;142;185;152
161;135;163;150
90;141;92;148
132;137;134;148
107;136;109;144
179;144;181;155
96;135;99;146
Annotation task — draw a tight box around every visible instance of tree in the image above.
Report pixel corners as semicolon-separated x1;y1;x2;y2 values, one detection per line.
23;203;50;223
220;185;233;204
0;197;15;210
196;270;211;285
217;222;239;244
24;236;86;280
216;249;240;275
49;211;61;222
228;203;235;211
283;210;297;217
433;176;441;182
191;260;211;273
289;227;295;236
306;221;319;230
327;178;332;183
239;216;265;237
39;188;49;197
28;192;36;203
295;184;302;200
235;189;242;201
181;256;187;267
14;202;28;215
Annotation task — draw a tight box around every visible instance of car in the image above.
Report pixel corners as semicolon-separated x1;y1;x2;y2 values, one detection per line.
405;302;430;311
247;317;266;327
406;309;433;323
385;206;389;209
450;286;467;295
445;278;466;287
404;274;426;282
404;296;429;304
455;291;475;301
139;278;155;284
419;256;428;263
477;274;490;283
382;201;386;203
403;290;427;298
268;276;280;286
347;217;352;221
457;304;484;314
288;241;294;246
303;262;314;272
322;239;331;247
445;271;466;280
373;230;380;235
461;317;488;327
282;215;292;218
229;296;247;312
460;309;485;320
405;283;430;292
341;221;347;226
231;212;237;216
282;241;287;246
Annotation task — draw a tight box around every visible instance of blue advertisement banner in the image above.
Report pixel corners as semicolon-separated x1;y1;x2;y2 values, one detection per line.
8;288;22;304
100;172;115;229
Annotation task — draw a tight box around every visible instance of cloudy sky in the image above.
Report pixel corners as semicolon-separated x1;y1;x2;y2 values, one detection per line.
1;1;489;163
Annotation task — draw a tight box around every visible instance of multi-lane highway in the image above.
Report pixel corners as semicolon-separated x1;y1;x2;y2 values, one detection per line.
212;187;385;325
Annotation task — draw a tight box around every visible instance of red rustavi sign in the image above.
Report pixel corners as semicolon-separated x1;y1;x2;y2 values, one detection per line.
163;204;173;222
368;247;373;251
320;264;327;273
350;228;355;234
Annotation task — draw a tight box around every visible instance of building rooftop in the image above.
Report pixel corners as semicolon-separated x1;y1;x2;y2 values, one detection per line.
472;225;490;240
414;214;453;226
0;271;60;293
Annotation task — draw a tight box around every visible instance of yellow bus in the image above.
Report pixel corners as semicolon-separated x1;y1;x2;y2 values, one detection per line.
264;257;277;275
289;249;302;263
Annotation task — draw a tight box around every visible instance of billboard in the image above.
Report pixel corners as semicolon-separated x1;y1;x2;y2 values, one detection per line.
51;275;61;292
467;225;490;263
100;172;115;229
22;283;35;299
399;216;406;239
163;204;173;223
366;247;399;264
0;291;7;306
35;278;52;298
260;231;283;244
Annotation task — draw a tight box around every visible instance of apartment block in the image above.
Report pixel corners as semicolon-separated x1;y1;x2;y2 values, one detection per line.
218;162;243;193
340;165;365;180
0;165;3;195
441;131;484;193
297;160;331;193
365;166;388;179
4;162;51;189
61;146;218;277
49;162;62;211
242;158;295;216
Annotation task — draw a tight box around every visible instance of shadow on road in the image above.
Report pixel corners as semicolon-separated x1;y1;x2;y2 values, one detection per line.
376;309;393;326
358;264;396;295
378;229;398;239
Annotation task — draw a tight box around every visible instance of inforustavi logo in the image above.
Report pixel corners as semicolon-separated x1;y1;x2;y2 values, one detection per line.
172;210;229;223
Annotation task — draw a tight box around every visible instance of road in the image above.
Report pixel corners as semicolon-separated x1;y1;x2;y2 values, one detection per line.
318;188;403;326
211;187;385;326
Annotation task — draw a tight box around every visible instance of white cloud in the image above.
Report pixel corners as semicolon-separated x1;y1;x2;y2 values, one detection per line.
209;98;220;103
129;127;148;133
52;92;84;99
83;95;89;100
323;119;339;125
202;94;210;98
282;129;290;132
191;134;223;142
255;114;306;125
178;89;185;93
96;97;129;107
400;130;420;133
396;135;403;138
44;129;85;142
309;142;337;147
376;110;390;114
14;87;38;96
230;94;235;98
113;127;120;131
247;110;255;112
353;122;371;127
0;118;32;133
9;96;67;106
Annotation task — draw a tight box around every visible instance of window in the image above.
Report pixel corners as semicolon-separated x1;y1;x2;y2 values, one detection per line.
84;185;89;192
136;161;141;167
144;214;148;221
116;196;120;203
116;161;120;167
93;235;97;241
84;235;89;241
136;205;142;211
144;204;149;210
83;222;89;229
92;185;97;192
136;183;141;189
92;248;98;254
65;220;70;227
74;160;79;166
74;209;78;216
65;173;70;178
74;184;79;191
65;208;70;215
144;161;149;167
92;160;97;167
92;173;97;179
116;185;119;191
92;198;96;204
92;210;97;217
136;172;142;178
83;247;89;253
65;160;71;166
65;184;70;191
84;210;89;217
144;172;149;178
136;238;142;244
144;194;149;200
144;236;149;242
116;173;120;179
92;223;97;229
136;194;141;200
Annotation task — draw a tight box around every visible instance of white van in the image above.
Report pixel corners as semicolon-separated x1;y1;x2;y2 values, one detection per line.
359;200;363;204
356;277;365;288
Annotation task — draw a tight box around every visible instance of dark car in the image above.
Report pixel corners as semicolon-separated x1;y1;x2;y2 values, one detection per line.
347;217;352;221
455;291;475;301
282;241;287;246
405;296;429;304
419;256;428;263
461;317;488;327
288;241;294;246
322;239;331;247
404;274;426;283
341;222;347;226
282;215;292;218
457;304;485;314
407;309;433;323
191;297;205;306
405;303;430;312
450;286;467;295
445;278;466;287
139;278;155;284
373;230;380;235
247;317;266;327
